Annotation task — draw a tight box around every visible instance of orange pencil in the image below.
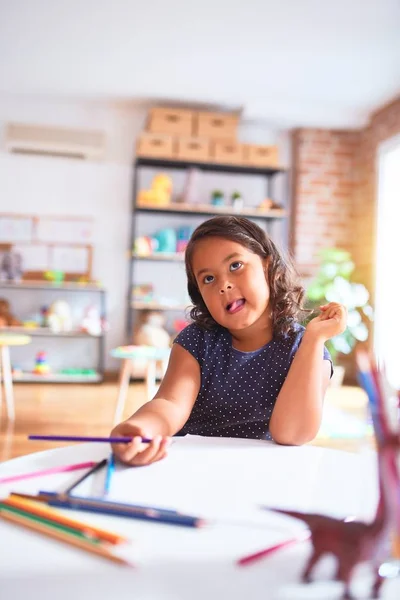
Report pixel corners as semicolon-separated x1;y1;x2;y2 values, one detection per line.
5;495;127;545
0;510;133;567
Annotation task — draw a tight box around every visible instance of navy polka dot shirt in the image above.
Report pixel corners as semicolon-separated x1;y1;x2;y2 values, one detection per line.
175;322;332;440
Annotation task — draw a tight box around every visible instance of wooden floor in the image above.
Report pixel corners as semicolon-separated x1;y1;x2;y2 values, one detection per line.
0;382;370;462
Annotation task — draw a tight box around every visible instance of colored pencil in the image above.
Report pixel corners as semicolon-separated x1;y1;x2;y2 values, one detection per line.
6;494;127;544
237;532;311;566
14;491;179;515
0;461;97;485
46;494;204;528
28;435;152;444
104;454;115;496
0;509;132;566
0;502;101;544
63;458;108;496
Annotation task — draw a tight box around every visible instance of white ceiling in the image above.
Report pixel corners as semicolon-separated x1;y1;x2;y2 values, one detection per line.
0;0;399;128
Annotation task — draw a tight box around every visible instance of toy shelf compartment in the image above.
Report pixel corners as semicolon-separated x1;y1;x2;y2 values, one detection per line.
0;282;106;383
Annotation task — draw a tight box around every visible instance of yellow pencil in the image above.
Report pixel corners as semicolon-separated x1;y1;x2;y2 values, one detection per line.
6;494;127;545
0;510;133;567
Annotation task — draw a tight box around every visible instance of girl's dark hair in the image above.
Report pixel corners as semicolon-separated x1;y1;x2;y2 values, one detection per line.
185;215;306;338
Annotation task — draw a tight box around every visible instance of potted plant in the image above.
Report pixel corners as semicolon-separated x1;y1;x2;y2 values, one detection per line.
305;248;373;385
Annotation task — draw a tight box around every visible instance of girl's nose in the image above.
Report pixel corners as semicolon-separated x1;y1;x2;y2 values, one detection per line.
219;283;232;294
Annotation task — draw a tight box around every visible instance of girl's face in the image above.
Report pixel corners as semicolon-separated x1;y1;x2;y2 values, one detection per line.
191;237;271;333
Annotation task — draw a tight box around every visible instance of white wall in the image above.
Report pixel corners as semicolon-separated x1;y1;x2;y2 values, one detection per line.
0;94;290;371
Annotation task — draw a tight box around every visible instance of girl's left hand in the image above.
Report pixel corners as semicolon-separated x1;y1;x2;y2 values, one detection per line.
305;302;347;341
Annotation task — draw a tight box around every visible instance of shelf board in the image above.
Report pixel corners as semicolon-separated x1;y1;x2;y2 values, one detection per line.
135;156;286;176
132;252;185;262
1;327;103;338
13;372;103;383
135;202;286;219
0;281;105;292
132;301;189;311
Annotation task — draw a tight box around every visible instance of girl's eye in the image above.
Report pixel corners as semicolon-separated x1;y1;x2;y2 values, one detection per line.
203;274;214;284
230;261;242;272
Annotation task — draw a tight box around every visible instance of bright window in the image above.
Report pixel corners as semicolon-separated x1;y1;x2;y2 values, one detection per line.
375;135;400;388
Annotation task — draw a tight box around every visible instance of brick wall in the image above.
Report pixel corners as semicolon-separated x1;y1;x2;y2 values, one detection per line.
292;96;400;294
291;129;361;279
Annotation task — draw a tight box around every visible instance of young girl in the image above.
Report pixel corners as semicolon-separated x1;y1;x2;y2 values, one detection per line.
111;216;347;465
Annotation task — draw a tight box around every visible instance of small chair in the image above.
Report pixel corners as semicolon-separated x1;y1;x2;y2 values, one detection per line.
0;333;31;421
110;345;171;425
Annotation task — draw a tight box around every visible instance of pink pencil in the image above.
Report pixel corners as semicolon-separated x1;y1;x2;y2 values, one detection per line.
237;532;311;566
0;461;97;485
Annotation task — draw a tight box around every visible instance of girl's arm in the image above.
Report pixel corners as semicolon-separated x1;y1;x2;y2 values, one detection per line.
111;344;200;465
269;302;347;446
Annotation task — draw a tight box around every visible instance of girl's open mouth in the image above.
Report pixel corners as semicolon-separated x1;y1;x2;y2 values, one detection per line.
226;298;246;314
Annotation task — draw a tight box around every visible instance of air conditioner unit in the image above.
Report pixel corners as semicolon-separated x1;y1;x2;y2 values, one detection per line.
4;122;106;160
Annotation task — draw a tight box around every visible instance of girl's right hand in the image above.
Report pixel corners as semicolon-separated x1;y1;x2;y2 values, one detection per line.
110;421;171;466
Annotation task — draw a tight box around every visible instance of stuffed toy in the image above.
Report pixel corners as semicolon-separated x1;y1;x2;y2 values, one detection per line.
133;310;170;348
47;300;73;333
0;250;23;282
0;298;21;327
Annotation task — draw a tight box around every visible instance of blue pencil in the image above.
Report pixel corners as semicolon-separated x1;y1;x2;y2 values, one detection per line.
28;435;152;444
37;491;179;515
47;496;204;528
103;454;115;496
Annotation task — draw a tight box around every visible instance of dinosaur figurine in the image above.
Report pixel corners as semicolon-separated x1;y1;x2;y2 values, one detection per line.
262;352;400;600
264;434;399;599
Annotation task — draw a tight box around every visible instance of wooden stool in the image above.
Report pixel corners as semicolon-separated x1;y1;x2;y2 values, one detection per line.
110;345;171;425
0;334;31;421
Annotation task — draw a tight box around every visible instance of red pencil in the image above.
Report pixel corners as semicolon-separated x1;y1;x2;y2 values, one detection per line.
237;532;310;566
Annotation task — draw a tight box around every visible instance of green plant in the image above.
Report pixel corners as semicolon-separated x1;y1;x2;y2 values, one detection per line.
305;248;373;364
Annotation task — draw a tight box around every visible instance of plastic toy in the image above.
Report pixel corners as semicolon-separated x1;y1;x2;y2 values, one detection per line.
33;351;50;375
262;352;400;600
176;226;193;253
137;174;172;207
44;270;65;284
153;228;177;253
134;236;155;256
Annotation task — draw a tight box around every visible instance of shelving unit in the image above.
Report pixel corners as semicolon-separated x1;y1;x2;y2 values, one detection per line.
128;156;288;337
0;281;106;383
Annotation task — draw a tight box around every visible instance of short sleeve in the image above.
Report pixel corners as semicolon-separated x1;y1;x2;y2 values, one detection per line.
174;323;204;365
323;345;334;379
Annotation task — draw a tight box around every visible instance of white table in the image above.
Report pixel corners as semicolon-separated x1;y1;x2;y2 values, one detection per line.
0;436;399;600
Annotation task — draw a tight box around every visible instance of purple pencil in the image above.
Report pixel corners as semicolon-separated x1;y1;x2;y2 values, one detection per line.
28;435;152;444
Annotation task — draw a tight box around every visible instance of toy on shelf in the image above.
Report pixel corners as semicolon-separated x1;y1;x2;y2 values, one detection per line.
258;198;274;211
137;174;172;207
33;351;50;375
0;298;21;327
176;226;193;253
47;300;73;333
132;284;154;303
133;310;170;348
80;304;103;336
134;236;155;257
0;250;23;282
153;228;177;253
44;270;65;284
